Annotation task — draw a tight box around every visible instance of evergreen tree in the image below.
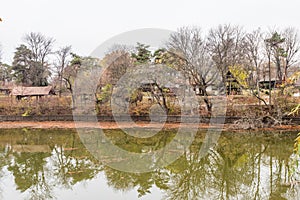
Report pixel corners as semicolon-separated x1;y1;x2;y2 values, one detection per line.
131;43;151;64
12;45;32;85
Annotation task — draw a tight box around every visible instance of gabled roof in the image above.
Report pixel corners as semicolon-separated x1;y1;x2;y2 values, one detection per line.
11;86;53;96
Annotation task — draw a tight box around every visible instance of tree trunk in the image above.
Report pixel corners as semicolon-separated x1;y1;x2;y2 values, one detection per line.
268;54;272;109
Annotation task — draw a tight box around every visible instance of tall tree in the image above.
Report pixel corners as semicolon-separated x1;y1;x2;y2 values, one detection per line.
264;37;273;106
242;28;267;105
206;24;245;84
63;53;81;100
63;54;101;106
55;46;72;97
12;44;32;85
167;27;222;112
24;32;54;64
265;31;286;83
282;27;300;81
22;32;55;86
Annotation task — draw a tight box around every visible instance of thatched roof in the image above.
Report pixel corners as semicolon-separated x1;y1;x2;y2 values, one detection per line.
0;81;15;90
11;86;53;96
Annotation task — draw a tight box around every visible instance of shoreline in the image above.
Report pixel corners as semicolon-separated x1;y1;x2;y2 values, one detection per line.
0;121;299;132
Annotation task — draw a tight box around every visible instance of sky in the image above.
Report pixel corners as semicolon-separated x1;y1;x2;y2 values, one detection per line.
1;0;300;64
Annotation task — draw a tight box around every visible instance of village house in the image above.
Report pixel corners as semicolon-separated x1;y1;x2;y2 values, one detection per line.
10;86;55;100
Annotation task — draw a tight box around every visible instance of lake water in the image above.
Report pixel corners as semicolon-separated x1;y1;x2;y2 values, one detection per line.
0;128;299;199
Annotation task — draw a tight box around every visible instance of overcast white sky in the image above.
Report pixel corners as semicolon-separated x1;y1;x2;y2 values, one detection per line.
1;0;300;64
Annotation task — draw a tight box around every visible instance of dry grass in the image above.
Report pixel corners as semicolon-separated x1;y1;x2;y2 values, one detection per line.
0;95;72;115
0;93;299;117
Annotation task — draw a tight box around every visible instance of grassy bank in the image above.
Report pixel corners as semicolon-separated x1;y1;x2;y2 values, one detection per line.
1;94;300;118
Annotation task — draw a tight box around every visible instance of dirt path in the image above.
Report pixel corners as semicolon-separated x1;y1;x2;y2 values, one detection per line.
0;121;299;132
0;121;215;129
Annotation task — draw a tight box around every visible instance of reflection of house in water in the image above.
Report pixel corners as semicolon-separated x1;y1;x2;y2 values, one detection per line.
12;145;51;153
11;86;55;100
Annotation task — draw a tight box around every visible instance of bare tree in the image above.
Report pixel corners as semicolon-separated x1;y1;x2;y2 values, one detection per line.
55;46;72;97
167;27;223;112
242;28;267;105
206;24;245;84
22;32;55;86
106;44;134;54
282;27;300;80
24;32;55;64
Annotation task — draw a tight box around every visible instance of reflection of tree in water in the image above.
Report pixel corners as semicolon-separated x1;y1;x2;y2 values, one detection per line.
0;129;297;199
160;132;295;200
105;168;153;197
4;129;53;199
166;152;211;199
2;129;103;200
0;145;12;199
49;133;102;188
104;167;170;197
265;133;293;200
158;133;249;199
210;133;253;199
8;152;52;200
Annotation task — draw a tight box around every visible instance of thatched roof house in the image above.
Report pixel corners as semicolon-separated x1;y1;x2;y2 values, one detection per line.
11;86;55;100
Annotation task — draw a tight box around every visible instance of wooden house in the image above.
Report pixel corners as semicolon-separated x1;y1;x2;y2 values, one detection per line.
11;86;55;100
226;71;243;95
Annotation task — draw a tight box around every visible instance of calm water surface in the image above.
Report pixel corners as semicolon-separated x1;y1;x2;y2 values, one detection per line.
0;128;299;200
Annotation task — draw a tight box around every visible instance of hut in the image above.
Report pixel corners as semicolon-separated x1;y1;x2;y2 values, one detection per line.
258;79;278;89
226;71;243;95
11;86;55;100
